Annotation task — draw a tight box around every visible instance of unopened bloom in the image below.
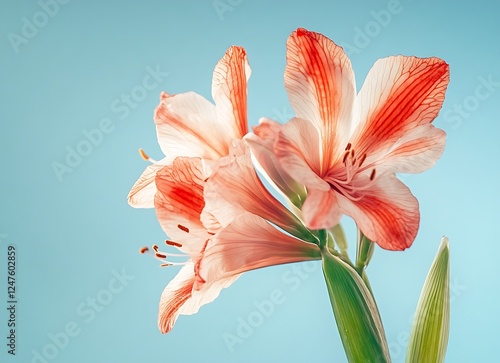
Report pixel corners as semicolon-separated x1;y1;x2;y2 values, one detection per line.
250;28;450;250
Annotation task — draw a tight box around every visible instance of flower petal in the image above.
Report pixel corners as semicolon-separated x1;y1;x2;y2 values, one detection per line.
201;177;247;233
302;188;342;230
275;117;328;190
154;157;211;252
244;117;306;205
212;46;251;140
207;144;312;240
127;157;169;208
154;91;229;160
195;213;321;289
157;261;238;334
375;124;446;175
338;175;419;250
353;56;449;157
285;28;356;165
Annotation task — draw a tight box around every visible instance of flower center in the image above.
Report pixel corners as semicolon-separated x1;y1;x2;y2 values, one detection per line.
325;143;376;201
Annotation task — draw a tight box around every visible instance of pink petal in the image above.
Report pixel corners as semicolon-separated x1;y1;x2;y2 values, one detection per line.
158;261;238;334
154;91;230;161
127;157;169;208
274;117;328;190
207;145;311;240
375;124;446;175
244;117;306;203
201;176;246;232
154;158;211;252
158;263;195;334
302;188;342;230
212;46;251;140
352;56;450;157
337;174;420;250
195;213;321;290
285;28;356;166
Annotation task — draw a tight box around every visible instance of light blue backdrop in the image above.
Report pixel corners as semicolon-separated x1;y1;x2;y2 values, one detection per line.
1;0;499;362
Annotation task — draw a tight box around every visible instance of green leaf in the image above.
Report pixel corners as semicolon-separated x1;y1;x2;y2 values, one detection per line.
406;237;450;363
321;247;390;363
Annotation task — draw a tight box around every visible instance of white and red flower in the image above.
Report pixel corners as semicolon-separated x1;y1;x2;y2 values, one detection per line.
248;28;449;250
128;45;251;208
152;147;320;334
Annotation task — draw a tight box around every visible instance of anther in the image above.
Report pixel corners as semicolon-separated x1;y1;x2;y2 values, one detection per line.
178;224;190;233
139;246;149;254
155;253;167;259
369;169;376;181
345;143;352;151
166;240;183;248
138;148;150;161
152;244;159;252
342;151;349;164
138;148;158;163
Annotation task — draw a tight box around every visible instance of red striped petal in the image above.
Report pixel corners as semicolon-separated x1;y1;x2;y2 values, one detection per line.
212;46;250;140
154;158;211;250
338;175;420;250
158;261;238;334
207;145;308;239
285;28;356;168
195;213;321;290
353;56;449;157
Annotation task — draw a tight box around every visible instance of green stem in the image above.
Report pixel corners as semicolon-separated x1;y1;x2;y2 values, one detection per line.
355;229;375;277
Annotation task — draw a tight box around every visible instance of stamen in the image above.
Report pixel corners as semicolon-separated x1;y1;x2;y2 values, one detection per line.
160;262;186;267
138;148;149;160
140;241;189;267
138;148;158;163
178;224;190;233
370;169;376;181
166;240;183;248
345;143;352;151
342;151;349;164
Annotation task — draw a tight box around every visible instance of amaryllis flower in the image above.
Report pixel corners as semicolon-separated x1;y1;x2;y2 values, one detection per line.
128;45;250;208
151;146;319;334
253;28;450;250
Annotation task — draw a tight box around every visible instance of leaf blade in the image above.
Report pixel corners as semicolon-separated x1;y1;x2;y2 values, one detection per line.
322;248;391;363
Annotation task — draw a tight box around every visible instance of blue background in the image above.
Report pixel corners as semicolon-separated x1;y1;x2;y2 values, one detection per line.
1;0;499;362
